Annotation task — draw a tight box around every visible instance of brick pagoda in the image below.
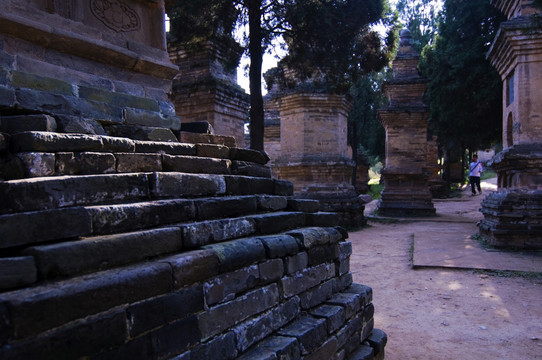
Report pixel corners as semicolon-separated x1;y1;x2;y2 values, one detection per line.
377;28;436;216
480;0;542;248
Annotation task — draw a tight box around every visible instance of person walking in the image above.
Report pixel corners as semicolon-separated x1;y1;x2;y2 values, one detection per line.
469;154;483;195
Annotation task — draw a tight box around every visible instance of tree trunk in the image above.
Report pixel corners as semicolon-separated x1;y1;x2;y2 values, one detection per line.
248;0;264;150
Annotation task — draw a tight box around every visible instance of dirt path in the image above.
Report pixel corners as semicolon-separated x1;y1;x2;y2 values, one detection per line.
349;180;542;359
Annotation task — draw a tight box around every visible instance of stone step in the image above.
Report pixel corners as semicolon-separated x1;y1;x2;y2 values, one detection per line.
0;172;293;215
3;131;271;180
0;227;346;342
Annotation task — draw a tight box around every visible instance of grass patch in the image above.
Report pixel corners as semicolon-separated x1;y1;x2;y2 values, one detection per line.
480;169;497;180
368;183;384;200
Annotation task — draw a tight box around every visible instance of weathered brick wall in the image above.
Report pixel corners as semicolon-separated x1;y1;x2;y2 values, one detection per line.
0;0;179;138
0;120;386;359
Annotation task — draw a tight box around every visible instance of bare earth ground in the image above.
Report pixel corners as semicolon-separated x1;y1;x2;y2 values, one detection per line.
349;179;542;360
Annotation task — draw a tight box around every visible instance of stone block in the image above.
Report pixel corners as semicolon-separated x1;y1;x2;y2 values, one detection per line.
333;273;354;293
127;286;204;337
181;218;257;248
203;265;259;306
277;315;327;355
258;234;300;258
196;143;230;159
14;89;74;118
160;249;219;289
0;114;57;134
105;124;178;142
124;107;181;130
256;195;288;211
16;152;55;177
180;132;237;147
249;212;306;235
0;257;37;291
24;227;183;279
0;310;127;360
162;154;231;175
348;344;374;360
366;329;387;356
79;86;159;112
189;331;238;360
231;161;272;178
281;263;335;298
305;336;338;360
287;227;344;249
287;199;320;213
259;259;284;284
338;241;352;259
345;284;373;307
100;136;136;152
0;154;25;180
336;314;363;349
308;244;339;266
0;85;16;108
234;297;300;352
195;196;259;220
134;140;196;156
305;212;342;227
55;152;116;175
55;115;107;135
87;199;196;235
236;336;301;360
284;252;309;275
0;173;150;214
12;70;73;95
273;179;294;196
230;148;270;165
224;175;275;195
148;172;226;198
0;262;172;339
309;304;346;334
145;316;202;358
299;279;334;310
10;131;103;153
0;207;92;249
198;284;280;339
115;152;162;172
203;237;267;273
327;293;362;320
180;121;214;134
337;258;350;276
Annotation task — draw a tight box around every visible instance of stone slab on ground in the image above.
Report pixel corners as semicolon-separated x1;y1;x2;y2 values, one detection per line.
365;178;542;273
412;221;542;272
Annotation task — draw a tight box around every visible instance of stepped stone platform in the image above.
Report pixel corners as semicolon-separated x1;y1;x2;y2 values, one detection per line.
0;115;386;359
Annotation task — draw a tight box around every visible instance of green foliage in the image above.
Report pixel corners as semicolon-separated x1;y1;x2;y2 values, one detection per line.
348;72;389;160
168;0;241;72
395;0;442;52
420;0;505;156
276;0;399;93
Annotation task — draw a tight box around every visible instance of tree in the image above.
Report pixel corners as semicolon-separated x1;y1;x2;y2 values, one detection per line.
169;0;394;150
394;0;442;52
419;0;504;179
348;71;389;163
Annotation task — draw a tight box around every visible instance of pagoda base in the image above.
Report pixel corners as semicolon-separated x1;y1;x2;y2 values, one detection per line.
377;170;435;217
274;161;366;228
479;190;542;249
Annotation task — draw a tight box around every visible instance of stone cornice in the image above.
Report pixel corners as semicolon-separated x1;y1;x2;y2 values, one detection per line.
0;5;178;79
487;17;542;77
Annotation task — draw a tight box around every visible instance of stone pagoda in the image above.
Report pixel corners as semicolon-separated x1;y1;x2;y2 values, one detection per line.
167;38;249;148
377;29;436;216
272;92;366;227
480;0;542;248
